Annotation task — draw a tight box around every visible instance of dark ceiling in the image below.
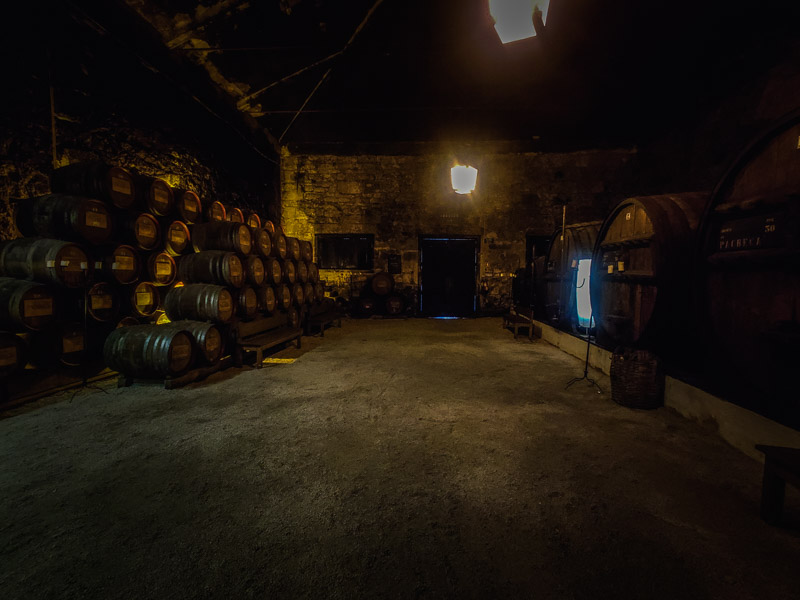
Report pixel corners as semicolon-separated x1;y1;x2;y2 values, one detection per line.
13;0;800;149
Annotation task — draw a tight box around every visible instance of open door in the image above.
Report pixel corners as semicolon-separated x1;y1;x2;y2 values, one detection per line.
419;237;478;317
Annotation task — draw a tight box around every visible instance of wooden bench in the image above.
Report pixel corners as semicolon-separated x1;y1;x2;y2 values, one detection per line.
234;313;302;369
755;444;800;525
305;309;343;337
502;308;534;341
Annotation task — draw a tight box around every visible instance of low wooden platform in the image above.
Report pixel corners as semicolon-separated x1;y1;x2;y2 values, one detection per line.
234;312;301;368
117;357;233;390
502;308;534;341
305;309;343;336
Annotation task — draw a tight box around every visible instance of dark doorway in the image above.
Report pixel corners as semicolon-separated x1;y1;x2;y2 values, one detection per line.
419;237;478;317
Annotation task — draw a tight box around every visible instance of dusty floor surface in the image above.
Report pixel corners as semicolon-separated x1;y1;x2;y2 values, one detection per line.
1;318;799;599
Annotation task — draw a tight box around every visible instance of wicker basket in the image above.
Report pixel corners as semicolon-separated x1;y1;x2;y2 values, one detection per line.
610;348;664;409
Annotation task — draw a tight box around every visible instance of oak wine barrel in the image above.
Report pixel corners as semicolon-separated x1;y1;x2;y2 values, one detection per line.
386;295;404;315
206;200;226;222
264;257;283;284
178;251;244;288
173;188;203;224
286;237;302;261
104;324;195;378
300;240;313;262
590;193;708;356
29;323;87;368
0;332;26;378
371;272;394;296
275;284;292;310
257;285;277;313
314;282;325;303
164;283;234;323
134;174;174;217
287;306;300;329
358;296;376;316
291;283;304;307
262;220;276;235
251;228;272;258
166;320;223;365
307;262;319;283
699;110;800;427
0;238;90;288
303;282;314;305
226;206;244;223
244;255;265;286
281;259;297;284
94;245;140;285
123;212;161;251
271;231;287;259
130;281;161;317
245;211;261;229
15;194;113;244
542;221;601;331
147;252;177;286
191;221;252;255
235;286;259;319
116;316;141;328
297;260;309;283
163;220;191;256
50;162;136;209
0;278;55;331
82;282;119;322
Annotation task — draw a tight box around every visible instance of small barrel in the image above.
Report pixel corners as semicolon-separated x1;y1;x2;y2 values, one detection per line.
307;263;319;283
123;212;161;251
104;324;195;378
0;278;55;331
130;281;161;317
166;320;223;365
134;174;174;217
371;272;394;296
83;282;119;322
314;282;325;302
262;220;276;235
0;238;90;288
226;206;244;223
264;257;283;284
245;211;261;230
244;255;265;286
386;295;405;315
286;237;302;261
359;296;376;316
29;323;87;368
303;282;314;305
287;306;300;329
15;194;113;245
94;245;140;285
173;189;203;224
0;332;27;378
236;286;259;319
296;260;309;283
163;220;191;256
281;260;297;284
300;240;313;262
206;200;226;222
271;232;288;259
191;221;252;255
147;252;177;286
257;285;277;313
50;162;136;209
116;316;140;328
275;284;292;310
178;251;244;288
164;283;234;323
292;282;304;307
251;228;272;258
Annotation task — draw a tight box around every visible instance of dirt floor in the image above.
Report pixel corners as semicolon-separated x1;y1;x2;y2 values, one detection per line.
1;317;799;599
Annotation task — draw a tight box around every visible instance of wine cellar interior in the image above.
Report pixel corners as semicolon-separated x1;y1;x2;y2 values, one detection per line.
2;1;800;598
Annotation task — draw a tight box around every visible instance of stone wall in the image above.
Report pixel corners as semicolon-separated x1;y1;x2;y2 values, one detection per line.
281;145;637;311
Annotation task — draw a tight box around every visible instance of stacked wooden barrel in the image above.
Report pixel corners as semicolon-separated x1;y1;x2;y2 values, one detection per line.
0;161;328;386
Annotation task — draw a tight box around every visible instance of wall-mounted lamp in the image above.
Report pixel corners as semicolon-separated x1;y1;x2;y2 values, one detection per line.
451;165;478;195
489;0;549;44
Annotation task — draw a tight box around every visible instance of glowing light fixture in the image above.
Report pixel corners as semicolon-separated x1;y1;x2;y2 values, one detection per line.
451;165;478;194
576;258;593;328
489;0;549;44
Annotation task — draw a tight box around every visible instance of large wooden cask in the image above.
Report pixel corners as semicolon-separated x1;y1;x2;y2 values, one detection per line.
129;282;161;318
163;220;191;256
165;320;223;365
94;245;140;285
123;212;161;251
699;110;800;427
0;239;90;288
16;194;113;244
251;228;272;258
172;189;203;224
0;278;55;331
104;324;195;378
543;221;601;331
0;332;27;378
590;193;708;357
178;251;244;288
146;252;177;286
29;323;88;368
50;162;136;209
164;284;234;323
191;222;252;255
134;174;174;217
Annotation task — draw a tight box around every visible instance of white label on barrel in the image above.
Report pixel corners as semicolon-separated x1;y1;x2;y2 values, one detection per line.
80;262;88;270
23;298;53;317
219;295;232;311
625;212;632;221
91;294;113;310
46;260;56;268
85;212;108;228
571;259;578;268
154;188;169;208
63;335;84;353
95;261;103;269
137;219;156;238
155;260;173;276
112;176;131;194
116;255;135;271
0;346;16;367
607;265;614;274
169;228;186;243
617;261;625;272
171;343;191;360
137;291;153;305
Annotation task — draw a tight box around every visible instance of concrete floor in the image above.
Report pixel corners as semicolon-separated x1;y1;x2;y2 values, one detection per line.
1;318;799;599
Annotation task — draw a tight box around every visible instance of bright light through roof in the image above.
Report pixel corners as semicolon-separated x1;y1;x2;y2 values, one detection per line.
489;0;549;44
451;165;478;194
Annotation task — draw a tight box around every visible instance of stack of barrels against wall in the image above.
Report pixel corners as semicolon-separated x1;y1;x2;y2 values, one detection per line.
0;161;329;387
